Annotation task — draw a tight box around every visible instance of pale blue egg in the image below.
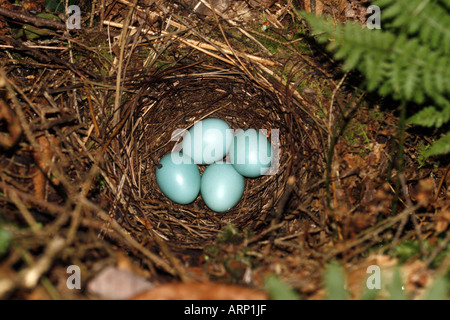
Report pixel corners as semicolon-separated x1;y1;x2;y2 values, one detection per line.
230;129;273;178
155;153;200;204
200;162;245;212
182;118;234;165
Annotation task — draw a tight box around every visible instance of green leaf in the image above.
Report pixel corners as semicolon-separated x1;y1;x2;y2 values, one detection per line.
36;13;62;22
0;227;11;257
324;261;348;300
15;13;61;39
20;25;53;39
388;267;406;300
424;275;449;300
424;132;450;157
407;106;449;128
264;276;301;300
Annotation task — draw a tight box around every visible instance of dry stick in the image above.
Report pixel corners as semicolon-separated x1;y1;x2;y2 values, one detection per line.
197;0;273;56
324;92;365;208
101;21;277;67
0;180;73;275
0;182;66;216
89;0;97;28
202;0;260;81
64;0;81;125
85;85;100;136
1;70;41;151
433;164;450;202
0;7;66;30
119;0;190;33
390;173;412;252
149;229;191;282
77;196;177;276
265;176;297;244
0;44;66;50
100;0;105;31
389;173;426;256
247;222;285;244
0;237;66;299
0;181;177;277
326;202;423;259
0;35;97;80
7;190;41;234
113;0;138;128
292;205;324;230
165;215;209;239
273;176;296;223
328;72;348;145
0;99;173;279
424;229;450;268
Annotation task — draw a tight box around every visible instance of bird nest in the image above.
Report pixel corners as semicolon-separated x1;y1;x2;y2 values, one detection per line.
106;65;324;249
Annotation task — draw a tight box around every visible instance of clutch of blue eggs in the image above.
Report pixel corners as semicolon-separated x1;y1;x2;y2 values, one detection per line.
155;118;274;213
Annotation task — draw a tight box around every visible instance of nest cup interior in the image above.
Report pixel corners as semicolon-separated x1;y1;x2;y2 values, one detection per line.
119;75;313;248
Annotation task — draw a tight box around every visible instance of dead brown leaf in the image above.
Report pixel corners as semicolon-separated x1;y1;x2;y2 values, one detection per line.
0;99;22;149
434;209;450;234
32;134;60;200
130;282;268;300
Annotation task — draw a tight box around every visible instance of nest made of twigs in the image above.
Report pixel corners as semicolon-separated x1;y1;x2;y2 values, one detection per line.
105;64;323;249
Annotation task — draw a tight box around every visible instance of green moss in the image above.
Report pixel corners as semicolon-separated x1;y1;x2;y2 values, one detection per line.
217;224;241;243
343;120;371;154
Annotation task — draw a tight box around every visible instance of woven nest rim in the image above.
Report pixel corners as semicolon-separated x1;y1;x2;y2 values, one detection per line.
107;70;323;248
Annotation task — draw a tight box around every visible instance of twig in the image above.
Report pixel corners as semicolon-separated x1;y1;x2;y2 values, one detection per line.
325;91;364;208
326;202;423;259
85;85;100;136
247;222;285;244
118;0;186;30
101;21;278;67
0;36;98;79
0;182;66;216
77;196;177;276
113;0;138;128
0;7;66;30
433;164;450;201
202;0;262;80
328;72;348;145
424;227;450;268
391;171;426;258
0;179;177;277
149;229;191;282
0;44;67;50
7;190;41;234
273;176;296;223
0;237;66;299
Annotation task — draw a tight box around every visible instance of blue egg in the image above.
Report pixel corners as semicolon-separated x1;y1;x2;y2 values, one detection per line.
182;118;234;165
200;162;245;212
155;153;200;204
230;129;273;178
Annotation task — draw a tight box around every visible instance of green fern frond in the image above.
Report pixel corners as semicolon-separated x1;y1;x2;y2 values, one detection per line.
303;12;450;104
407;105;450;128
301;0;450;158
424;132;450;157
377;0;450;54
